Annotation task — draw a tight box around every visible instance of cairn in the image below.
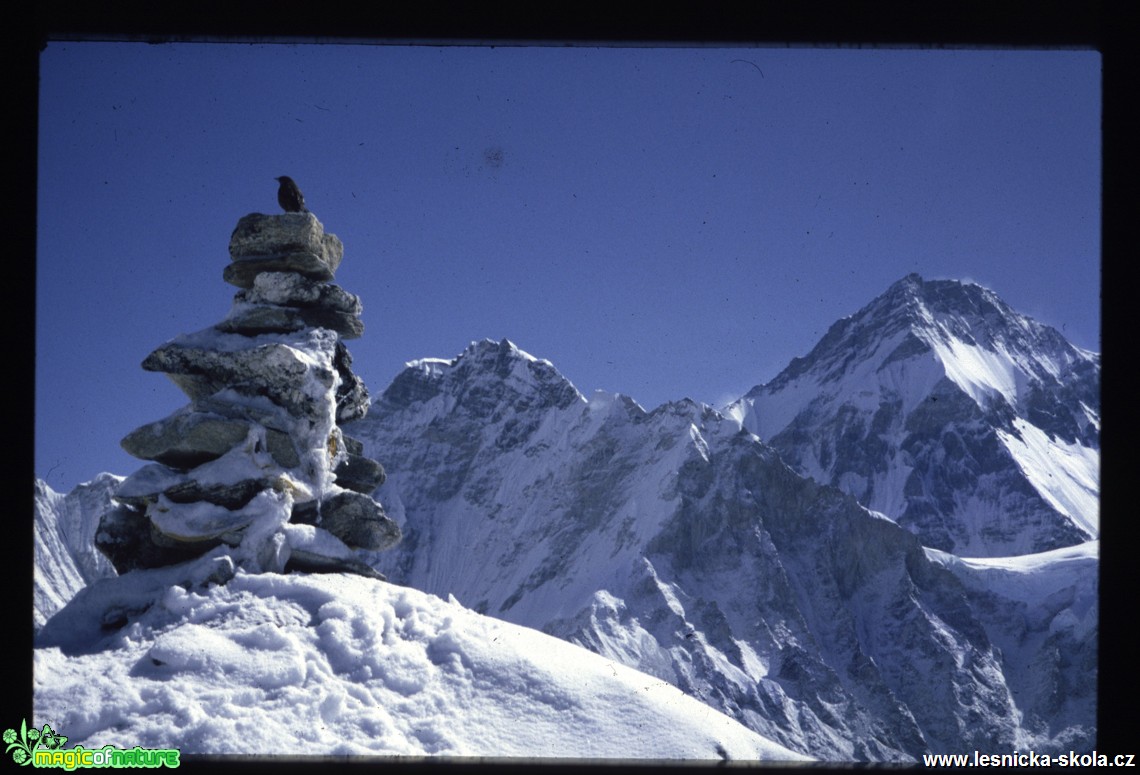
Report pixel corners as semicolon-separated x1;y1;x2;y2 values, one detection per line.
95;211;399;581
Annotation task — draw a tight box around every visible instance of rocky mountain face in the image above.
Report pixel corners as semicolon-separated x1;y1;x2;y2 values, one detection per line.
354;334;1096;761
95;212;399;585
726;274;1099;558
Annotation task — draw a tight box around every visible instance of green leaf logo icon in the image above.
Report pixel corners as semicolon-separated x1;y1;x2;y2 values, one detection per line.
3;719;35;766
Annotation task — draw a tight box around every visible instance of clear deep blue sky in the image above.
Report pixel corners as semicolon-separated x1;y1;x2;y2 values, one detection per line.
36;43;1100;492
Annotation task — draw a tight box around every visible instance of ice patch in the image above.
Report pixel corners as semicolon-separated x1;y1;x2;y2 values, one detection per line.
997;418;1098;537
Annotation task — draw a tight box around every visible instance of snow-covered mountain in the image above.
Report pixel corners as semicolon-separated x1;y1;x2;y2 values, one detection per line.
352;334;1096;760
34;475;120;629
34;274;1097;762
726;274;1098;557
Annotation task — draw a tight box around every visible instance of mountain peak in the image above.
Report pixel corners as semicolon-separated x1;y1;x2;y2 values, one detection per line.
842;273;1005;346
761;274;1093;409
457;338;544;371
379;338;585;415
889;274;1010;331
731;274;1099;557
885;271;925;298
873;274;1087;362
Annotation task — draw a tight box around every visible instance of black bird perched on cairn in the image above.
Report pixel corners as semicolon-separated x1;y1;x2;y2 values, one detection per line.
275;176;307;213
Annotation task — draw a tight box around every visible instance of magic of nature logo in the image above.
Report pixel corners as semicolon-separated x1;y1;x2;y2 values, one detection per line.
4;720;179;769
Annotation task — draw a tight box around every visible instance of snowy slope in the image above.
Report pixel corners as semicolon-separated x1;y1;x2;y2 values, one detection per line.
924;541;1097;748
726;274;1099;557
352;338;1096;760
34;561;805;761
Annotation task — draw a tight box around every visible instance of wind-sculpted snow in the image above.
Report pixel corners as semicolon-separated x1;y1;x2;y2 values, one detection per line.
354;337;1096;760
34;565;804;760
727;274;1099;557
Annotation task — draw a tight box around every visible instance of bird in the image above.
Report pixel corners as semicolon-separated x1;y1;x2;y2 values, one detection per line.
275;176;307;213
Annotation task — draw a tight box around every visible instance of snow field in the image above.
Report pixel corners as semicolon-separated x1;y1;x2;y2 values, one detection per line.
34;571;807;761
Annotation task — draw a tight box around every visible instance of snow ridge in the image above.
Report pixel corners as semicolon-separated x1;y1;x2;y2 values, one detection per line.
35;565;803;760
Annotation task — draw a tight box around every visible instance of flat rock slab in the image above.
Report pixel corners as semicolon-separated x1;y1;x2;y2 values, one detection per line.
216;304;364;340
224;254;336;289
225;213;344;289
120;411;297;473
340;434;365;456
284;548;386;580
121;412;250;469
229;212;343;267
239;273;362;314
142;332;337;418
148;489;289;543
116;464;283;511
95;504;220;573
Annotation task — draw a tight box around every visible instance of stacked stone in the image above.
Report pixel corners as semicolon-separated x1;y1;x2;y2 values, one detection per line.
96;212;399;581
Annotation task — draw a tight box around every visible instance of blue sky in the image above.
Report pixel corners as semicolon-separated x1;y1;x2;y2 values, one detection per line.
36;43;1100;492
